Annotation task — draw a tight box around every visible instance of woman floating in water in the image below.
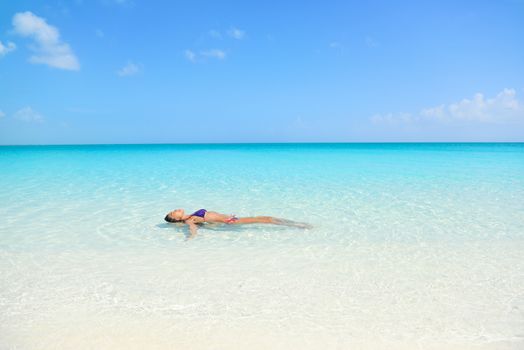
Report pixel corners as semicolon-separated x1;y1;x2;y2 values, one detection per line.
165;208;311;237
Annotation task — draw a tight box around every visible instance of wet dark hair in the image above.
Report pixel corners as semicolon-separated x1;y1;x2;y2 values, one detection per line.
164;214;181;223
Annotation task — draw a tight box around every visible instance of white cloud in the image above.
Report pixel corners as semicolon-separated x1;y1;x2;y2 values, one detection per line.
12;11;80;70
117;62;140;77
185;49;226;63
422;89;523;123
14;107;44;122
0;40;16;56
227;27;245;40
372;89;524;125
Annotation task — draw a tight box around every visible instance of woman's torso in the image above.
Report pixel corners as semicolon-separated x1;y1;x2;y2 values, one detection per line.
189;209;229;223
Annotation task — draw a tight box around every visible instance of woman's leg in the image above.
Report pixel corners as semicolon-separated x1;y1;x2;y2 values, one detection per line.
230;216;312;229
230;216;275;224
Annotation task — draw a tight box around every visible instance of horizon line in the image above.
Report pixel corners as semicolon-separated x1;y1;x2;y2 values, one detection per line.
1;141;524;147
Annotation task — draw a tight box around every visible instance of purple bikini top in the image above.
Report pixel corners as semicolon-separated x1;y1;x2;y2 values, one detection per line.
190;209;207;219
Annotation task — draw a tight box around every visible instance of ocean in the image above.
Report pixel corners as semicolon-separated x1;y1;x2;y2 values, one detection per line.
1;143;523;349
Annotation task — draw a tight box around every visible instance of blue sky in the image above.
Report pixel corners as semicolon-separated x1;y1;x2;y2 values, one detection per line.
0;0;523;144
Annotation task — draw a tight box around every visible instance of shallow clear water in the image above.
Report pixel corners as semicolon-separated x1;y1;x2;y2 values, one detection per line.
1;143;524;349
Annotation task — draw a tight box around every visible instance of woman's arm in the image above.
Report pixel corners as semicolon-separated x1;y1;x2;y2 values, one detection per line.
185;217;199;238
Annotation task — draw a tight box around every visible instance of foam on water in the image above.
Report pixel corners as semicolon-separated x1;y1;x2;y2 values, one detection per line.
1;143;524;349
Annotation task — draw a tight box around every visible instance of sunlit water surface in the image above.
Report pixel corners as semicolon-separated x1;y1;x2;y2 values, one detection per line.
1;143;523;349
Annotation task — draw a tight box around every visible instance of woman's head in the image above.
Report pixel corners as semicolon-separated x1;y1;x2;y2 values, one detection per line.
164;208;185;223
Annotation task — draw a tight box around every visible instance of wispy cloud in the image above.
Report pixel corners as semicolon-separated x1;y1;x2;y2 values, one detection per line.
185;49;197;62
108;0;133;5
208;27;245;40
371;88;524;125
0;40;16;57
208;29;222;39
201;49;226;59
365;36;379;48
99;0;133;6
12;11;80;70
227;27;245;40
13;106;44;122
329;41;342;49
371;112;414;124
186;27;242;62
0;110;5;118
184;49;226;63
117;62;140;77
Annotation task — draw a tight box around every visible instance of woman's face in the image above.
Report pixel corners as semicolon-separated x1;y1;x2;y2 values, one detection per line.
169;209;184;221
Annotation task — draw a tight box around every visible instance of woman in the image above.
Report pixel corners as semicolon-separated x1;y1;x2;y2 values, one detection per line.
165;208;311;237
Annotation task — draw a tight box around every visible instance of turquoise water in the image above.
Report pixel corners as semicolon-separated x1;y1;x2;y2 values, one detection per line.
1;143;524;349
